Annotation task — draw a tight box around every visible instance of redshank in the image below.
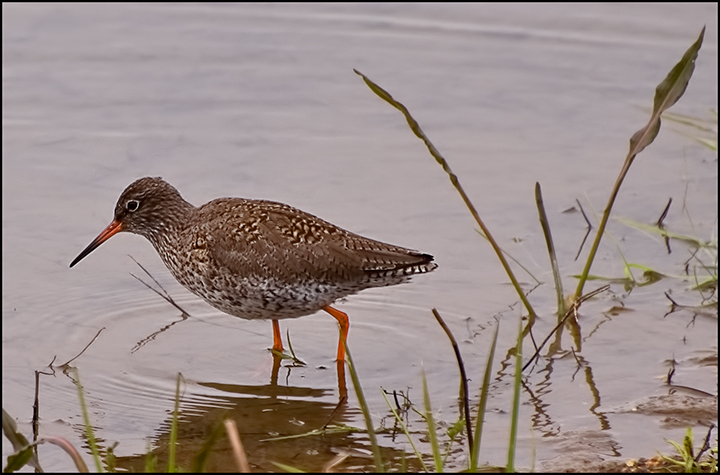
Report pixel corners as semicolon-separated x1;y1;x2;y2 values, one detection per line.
70;177;437;361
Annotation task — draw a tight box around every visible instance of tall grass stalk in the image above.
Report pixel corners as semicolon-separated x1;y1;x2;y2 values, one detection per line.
535;182;566;318
421;368;443;472
469;321;500;471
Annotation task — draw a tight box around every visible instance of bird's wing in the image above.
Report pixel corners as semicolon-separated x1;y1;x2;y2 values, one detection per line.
197;198;434;284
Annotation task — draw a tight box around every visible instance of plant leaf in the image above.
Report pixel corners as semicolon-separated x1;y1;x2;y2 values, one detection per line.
630;26;705;156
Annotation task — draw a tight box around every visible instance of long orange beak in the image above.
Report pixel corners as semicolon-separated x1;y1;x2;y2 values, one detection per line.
69;219;124;268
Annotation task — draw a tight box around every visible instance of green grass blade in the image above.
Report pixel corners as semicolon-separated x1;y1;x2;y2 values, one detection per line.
343;338;385;472
73;369;103;472
271;461;307;472
2;408;43;472
615;216;716;248
4;445;37;473
507;316;524;472
167;372;183;473
422;368;443;472
144;439;158;472
535;182;566;318
470;321;500;472
192;418;226;472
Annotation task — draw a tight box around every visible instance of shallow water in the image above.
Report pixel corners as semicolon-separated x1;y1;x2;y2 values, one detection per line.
3;3;717;472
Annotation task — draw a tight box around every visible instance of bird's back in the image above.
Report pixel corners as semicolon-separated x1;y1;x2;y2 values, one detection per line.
160;197;436;320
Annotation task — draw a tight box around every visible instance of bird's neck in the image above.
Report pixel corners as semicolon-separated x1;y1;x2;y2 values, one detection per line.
143;199;196;248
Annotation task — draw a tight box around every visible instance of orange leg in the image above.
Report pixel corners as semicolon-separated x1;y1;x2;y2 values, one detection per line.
270;351;282;387
323;305;349;362
271;319;284;352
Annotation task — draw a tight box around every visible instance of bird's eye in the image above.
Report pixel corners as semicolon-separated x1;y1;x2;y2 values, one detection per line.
126;200;140;212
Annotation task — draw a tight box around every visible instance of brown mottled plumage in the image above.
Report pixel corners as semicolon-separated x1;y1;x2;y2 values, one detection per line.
70;177;436;360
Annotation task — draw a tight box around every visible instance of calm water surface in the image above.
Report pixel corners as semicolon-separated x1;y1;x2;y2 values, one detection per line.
3;3;717;471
